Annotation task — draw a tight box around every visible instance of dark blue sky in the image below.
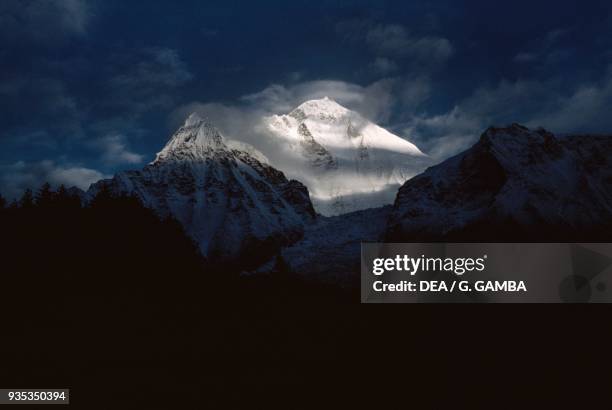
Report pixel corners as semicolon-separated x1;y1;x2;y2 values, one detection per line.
1;0;611;197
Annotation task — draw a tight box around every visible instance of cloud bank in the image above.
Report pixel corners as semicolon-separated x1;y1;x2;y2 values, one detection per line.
403;67;612;161
0;161;108;200
93;135;144;166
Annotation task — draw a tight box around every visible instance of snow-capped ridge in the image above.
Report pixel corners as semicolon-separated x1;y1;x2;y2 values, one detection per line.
480;123;556;145
387;124;612;240
226;140;270;164
153;113;227;163
472;123;566;172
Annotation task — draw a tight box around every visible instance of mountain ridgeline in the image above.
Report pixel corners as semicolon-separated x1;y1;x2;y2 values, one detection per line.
88;113;316;269
2;119;611;278
387;124;612;241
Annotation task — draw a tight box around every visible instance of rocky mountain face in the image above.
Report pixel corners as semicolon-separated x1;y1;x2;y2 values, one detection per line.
386;124;612;241
88;114;316;267
262;97;430;216
280;205;392;286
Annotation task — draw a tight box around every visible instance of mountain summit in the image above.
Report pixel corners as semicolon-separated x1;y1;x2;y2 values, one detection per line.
263;97;430;215
286;97;424;156
89;115;316;265
387;124;612;240
153;113;225;163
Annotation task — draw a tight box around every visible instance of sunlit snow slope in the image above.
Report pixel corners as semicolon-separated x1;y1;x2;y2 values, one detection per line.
263;97;430;216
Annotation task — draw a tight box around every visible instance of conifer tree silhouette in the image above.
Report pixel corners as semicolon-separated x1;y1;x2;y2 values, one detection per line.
56;184;82;209
19;188;34;209
35;182;55;208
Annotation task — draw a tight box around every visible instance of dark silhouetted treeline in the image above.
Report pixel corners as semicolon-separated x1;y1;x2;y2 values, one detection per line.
0;184;356;408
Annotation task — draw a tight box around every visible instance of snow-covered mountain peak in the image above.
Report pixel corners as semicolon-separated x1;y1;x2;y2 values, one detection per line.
387;124;612;240
262;99;430;215
289;97;350;121
153;113;227;163
90;114;317;262
475;124;565;172
481;123;556;146
269;98;425;156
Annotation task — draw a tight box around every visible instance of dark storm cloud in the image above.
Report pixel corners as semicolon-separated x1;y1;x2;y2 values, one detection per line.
106;47;194;113
0;0;92;46
513;28;574;66
0;42;192;174
369;57;399;75
404;68;612;160
336;19;454;73
365;24;453;63
0;74;85;151
533;68;612;132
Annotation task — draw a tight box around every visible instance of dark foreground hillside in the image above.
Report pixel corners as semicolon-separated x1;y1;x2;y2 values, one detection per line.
0;185;610;408
0;186;358;407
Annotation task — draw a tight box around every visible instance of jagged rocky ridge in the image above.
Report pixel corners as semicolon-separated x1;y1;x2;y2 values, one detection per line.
386;124;612;241
89;114;316;266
